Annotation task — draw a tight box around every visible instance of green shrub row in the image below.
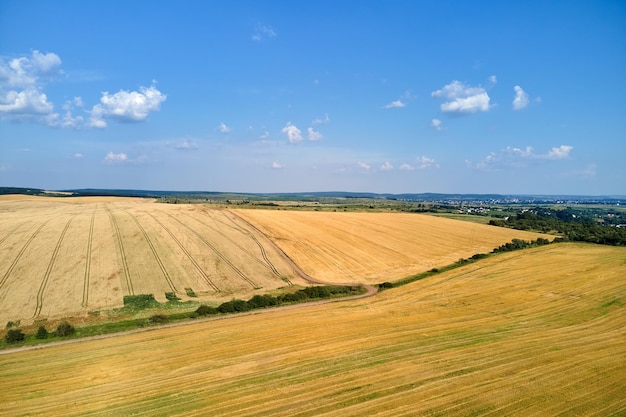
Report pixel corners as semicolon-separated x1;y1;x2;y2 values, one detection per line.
194;285;363;317
4;321;74;344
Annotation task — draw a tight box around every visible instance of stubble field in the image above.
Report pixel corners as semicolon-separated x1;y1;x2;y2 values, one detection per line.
0;197;550;324
1;243;624;416
235;209;550;283
0;196;308;324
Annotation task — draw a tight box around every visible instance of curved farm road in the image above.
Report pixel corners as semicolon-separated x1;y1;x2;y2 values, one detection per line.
0;214;378;355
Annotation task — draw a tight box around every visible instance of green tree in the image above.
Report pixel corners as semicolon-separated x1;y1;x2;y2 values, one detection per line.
5;329;25;343
56;321;75;337
35;326;49;339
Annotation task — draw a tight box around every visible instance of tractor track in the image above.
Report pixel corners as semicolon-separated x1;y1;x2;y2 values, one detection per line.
33;218;73;318
105;206;134;295
0;223;22;247
165;212;259;289
196;210;282;278
216;211;283;277
0;221;49;291
124;210;181;295
81;207;96;307
145;213;220;292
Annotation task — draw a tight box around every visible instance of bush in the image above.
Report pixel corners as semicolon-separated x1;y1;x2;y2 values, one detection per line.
149;314;168;324
195;305;218;316
378;282;394;289
165;292;181;302
57;321;75;337
5;329;25;344
36;326;49;339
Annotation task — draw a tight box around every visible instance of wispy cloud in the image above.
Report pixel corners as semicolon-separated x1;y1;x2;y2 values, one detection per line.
271;161;283;169
432;80;490;114
252;24;277;41
307;127;322;141
469;145;573;170
358;161;371;171
104;152;128;163
219;122;231;134
399;163;415;171
416;156;439;169
383;100;406;109
312;113;330;125
175;139;199;150
380;161;393;171
431;118;444;131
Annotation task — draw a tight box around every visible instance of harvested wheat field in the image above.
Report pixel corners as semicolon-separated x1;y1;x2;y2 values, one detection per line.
236;209;551;283
1;243;624;416
0;197;307;324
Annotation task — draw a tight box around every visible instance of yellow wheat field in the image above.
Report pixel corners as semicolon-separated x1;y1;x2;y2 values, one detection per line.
1;243;624;416
235;209;552;283
1;198;549;323
0;197;308;324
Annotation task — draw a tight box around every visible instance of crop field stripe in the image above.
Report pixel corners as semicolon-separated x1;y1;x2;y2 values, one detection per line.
125;210;180;294
33;218;73;318
81;207;96;307
145;212;220;292
0;221;48;290
105;205;134;295
167;213;259;289
195;210;282;277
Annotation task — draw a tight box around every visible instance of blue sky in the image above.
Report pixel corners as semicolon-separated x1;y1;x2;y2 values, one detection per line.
1;1;624;195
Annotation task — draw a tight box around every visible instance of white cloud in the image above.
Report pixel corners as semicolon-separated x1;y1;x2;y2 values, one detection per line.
0;89;54;115
307;127;323;141
271;161;283;169
489;75;497;84
380;161;394;171
281;122;303;143
431;118;443;131
470;145;573;170
104;152;128;163
358;161;371;171
74;153;83;158
383;100;406;109
252;24;277;41
89;84;166;128
219;122;231;133
312;113;330;125
0;50;62;88
399;163;415;171
432;80;490;114
513;85;529;110
416;156;439;169
259;131;270;140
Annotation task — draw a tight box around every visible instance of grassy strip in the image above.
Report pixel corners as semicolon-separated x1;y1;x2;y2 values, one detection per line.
1;286;366;349
378;237;553;289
